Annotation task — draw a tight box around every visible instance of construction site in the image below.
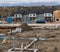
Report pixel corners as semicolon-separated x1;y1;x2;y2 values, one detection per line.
0;0;60;51
0;9;60;52
0;23;60;52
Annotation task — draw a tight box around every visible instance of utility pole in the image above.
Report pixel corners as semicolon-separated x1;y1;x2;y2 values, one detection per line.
1;16;4;24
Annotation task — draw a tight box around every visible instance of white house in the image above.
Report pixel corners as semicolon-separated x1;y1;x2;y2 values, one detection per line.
44;13;53;22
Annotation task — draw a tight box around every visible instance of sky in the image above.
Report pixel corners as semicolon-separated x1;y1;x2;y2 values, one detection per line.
0;0;59;4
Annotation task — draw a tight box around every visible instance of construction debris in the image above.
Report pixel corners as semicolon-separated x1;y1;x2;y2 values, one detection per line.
0;49;4;52
54;47;59;52
20;23;33;32
2;38;11;44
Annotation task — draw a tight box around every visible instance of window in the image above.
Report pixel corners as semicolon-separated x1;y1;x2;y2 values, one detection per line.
33;14;35;16
16;15;17;17
49;13;52;16
14;14;22;18
44;13;47;17
56;19;59;21
29;14;32;16
14;14;18;17
17;15;19;17
29;14;36;17
47;13;49;16
44;13;52;17
19;14;22;17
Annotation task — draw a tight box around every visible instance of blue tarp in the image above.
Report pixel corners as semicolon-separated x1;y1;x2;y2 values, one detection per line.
36;19;45;23
7;17;13;23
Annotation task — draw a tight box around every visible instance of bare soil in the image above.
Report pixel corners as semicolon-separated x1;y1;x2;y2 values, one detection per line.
0;29;60;52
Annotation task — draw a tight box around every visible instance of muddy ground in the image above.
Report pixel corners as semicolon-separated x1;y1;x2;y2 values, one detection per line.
0;29;60;52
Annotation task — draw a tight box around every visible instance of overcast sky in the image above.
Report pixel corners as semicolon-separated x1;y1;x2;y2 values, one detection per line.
0;0;59;4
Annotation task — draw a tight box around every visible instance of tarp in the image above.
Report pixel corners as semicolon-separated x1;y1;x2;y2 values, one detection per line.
7;17;13;23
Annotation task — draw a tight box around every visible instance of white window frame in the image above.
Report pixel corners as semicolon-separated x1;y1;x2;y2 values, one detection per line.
44;13;47;17
44;13;52;17
49;13;52;16
14;14;22;18
29;13;36;17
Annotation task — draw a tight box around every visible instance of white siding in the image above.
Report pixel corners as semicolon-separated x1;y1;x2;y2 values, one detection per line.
44;13;52;17
14;14;22;18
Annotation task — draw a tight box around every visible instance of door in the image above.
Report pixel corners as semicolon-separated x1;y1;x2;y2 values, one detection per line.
45;17;52;22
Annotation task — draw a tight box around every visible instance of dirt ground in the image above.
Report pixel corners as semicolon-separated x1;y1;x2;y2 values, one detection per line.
0;29;60;52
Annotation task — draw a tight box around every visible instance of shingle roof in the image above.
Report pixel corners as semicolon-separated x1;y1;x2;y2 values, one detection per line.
14;9;43;14
15;10;25;14
13;9;54;15
44;9;53;13
28;9;37;13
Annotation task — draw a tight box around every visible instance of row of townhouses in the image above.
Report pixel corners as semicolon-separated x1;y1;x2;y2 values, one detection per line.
11;9;53;23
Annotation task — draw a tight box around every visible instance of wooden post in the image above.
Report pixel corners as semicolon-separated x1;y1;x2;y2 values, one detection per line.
11;27;12;34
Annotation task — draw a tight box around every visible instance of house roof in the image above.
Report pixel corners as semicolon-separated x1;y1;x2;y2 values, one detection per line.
44;9;53;13
14;10;25;14
12;9;54;15
28;9;37;14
